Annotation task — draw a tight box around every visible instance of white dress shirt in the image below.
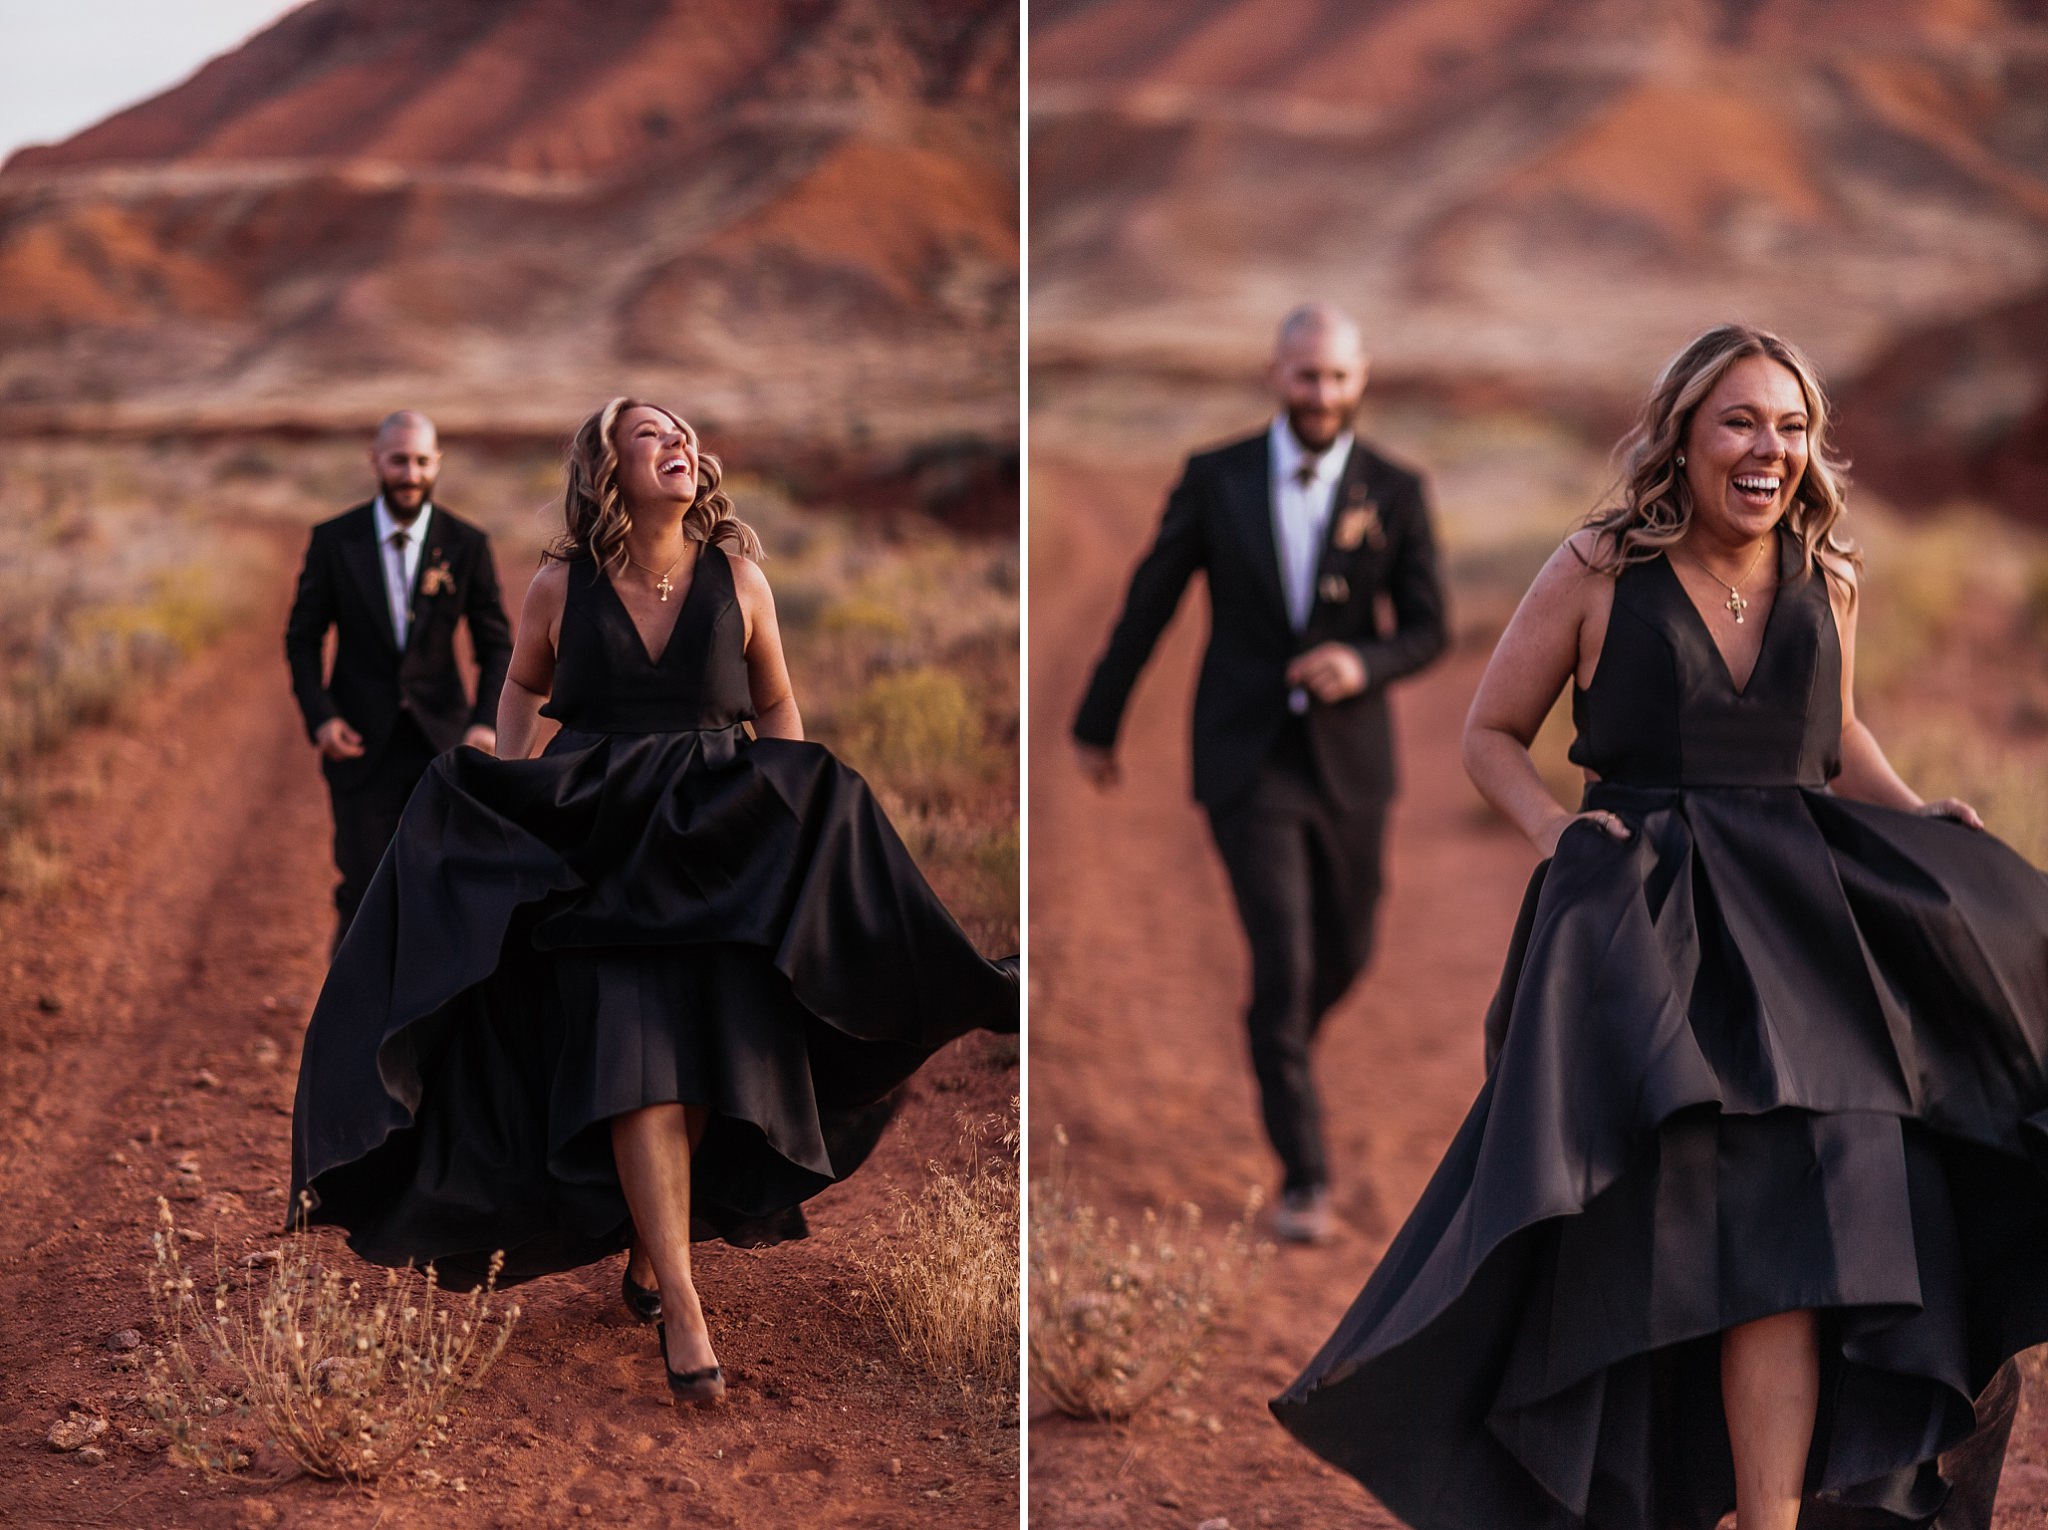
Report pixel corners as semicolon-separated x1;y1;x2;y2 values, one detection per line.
1268;416;1353;633
372;495;433;648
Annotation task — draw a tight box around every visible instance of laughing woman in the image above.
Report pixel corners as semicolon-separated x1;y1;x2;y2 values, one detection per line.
290;398;1018;1405
1272;325;2048;1528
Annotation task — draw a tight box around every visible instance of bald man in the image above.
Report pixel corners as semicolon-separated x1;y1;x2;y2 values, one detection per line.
1073;305;1448;1241
285;411;514;949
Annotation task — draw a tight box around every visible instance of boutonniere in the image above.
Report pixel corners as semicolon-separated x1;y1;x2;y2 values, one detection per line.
419;553;455;598
1333;499;1385;553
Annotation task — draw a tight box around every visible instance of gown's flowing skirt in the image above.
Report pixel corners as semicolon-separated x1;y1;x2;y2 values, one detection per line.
1272;782;2048;1530
290;723;1017;1287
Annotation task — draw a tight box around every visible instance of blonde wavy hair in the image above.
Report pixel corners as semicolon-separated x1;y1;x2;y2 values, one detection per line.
1580;324;1858;596
547;397;763;573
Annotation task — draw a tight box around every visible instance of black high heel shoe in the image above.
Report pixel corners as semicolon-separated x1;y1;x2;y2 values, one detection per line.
657;1321;726;1406
621;1263;663;1324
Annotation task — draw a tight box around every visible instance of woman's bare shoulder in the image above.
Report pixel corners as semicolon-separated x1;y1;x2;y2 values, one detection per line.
724;547;772;599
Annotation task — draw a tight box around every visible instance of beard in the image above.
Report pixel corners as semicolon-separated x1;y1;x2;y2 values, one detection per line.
1286;402;1354;454
378;474;435;519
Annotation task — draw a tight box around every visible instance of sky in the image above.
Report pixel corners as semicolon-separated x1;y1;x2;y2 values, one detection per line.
0;1;301;165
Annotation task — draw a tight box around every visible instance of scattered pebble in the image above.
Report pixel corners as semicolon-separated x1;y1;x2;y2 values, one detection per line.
47;1412;107;1452
191;1069;222;1089
104;1330;141;1352
37;994;62;1014
1197;1519;1232;1530
261;996;280;1013
76;1445;105;1467
886;1458;903;1477
171;1153;201;1175
1157;1492;1184;1508
576;1507;594;1519
105;1150;129;1168
240;1249;282;1269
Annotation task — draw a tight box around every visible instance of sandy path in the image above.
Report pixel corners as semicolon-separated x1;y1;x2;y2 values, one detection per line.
1024;451;2048;1528
0;558;1018;1528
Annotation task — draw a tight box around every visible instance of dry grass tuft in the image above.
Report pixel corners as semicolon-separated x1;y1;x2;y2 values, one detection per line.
857;1106;1020;1402
1028;1129;1273;1423
145;1197;519;1483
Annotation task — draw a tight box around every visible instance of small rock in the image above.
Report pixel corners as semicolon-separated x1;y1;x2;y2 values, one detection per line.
576;1507;594;1519
110;1354;143;1373
47;1412;107;1451
886;1458;903;1477
1157;1493;1184;1509
1197;1520;1232;1530
76;1445;105;1467
191;1069;221;1089
37;994;62;1014
240;1249;281;1269
104;1330;141;1352
105;1150;129;1168
261;996;279;1013
414;1467;442;1488
171;1153;201;1174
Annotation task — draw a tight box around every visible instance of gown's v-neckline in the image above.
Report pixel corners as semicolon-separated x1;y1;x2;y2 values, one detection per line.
1659;532;1787;699
599;546;703;668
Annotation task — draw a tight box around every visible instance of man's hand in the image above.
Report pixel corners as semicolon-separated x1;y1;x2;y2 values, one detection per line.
315;717;366;761
462;725;498;756
1073;741;1121;789
1285;643;1369;703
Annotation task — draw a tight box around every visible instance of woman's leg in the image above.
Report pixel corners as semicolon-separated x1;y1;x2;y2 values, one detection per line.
623;1109;707;1292
612;1103;716;1374
1721;1309;1818;1530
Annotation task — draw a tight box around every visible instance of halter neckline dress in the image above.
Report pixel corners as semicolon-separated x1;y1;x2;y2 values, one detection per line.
1274;532;2048;1529
290;545;1018;1285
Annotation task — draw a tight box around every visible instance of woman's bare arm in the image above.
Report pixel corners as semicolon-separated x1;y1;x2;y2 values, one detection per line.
732;554;803;741
497;560;568;760
1463;533;1630;856
1822;558;1982;826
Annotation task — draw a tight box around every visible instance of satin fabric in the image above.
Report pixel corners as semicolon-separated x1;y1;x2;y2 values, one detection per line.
290;547;1018;1285
1273;534;2048;1527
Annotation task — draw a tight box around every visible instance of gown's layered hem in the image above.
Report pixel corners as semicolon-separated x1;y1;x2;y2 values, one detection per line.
289;725;1017;1286
1273;784;2048;1529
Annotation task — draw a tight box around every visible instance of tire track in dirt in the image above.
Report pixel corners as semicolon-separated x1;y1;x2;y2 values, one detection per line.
1024;451;2048;1529
0;560;1019;1528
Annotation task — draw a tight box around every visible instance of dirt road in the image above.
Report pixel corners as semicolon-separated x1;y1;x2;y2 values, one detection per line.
1025;452;2048;1528
0;569;1017;1528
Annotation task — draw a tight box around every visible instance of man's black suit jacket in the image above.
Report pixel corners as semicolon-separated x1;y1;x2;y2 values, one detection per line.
1073;431;1448;813
284;502;514;791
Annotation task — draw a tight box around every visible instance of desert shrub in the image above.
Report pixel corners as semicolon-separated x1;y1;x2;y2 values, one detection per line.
144;1198;518;1483
1028;1130;1272;1422
841;666;986;801
857;1107;1019;1401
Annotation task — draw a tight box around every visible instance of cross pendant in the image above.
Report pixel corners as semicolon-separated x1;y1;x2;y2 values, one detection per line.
1726;590;1747;624
655;574;672;602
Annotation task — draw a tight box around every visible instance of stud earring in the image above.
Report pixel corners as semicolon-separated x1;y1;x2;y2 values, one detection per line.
1675;453;1686;467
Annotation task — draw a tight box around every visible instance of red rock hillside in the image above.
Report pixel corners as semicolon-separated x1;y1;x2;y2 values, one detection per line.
1030;0;2048;513
0;0;1018;520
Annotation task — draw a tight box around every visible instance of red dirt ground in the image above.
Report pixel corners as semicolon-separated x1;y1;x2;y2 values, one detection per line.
0;563;1018;1527
1025;452;2048;1529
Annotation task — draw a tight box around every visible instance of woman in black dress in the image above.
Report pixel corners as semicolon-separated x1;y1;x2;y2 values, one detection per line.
1272;325;2048;1527
290;398;1018;1405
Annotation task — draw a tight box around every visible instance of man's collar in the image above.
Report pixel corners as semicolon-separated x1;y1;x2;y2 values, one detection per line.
372;495;434;541
1270;417;1354;482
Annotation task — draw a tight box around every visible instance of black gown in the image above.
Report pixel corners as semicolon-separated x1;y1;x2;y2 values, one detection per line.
290;545;1018;1286
1272;533;2048;1529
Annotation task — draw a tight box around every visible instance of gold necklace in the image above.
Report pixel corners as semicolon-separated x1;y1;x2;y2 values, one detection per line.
625;545;687;601
1674;536;1772;624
